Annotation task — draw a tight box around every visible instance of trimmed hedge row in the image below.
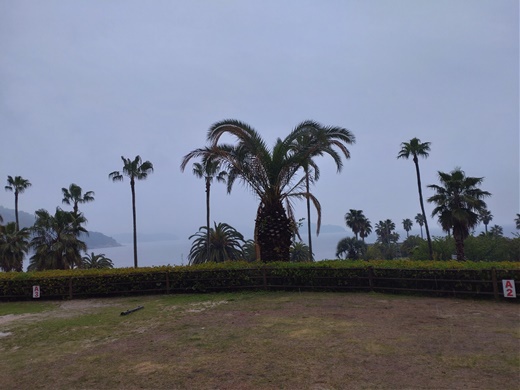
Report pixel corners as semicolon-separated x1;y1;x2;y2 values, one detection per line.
1;260;519;301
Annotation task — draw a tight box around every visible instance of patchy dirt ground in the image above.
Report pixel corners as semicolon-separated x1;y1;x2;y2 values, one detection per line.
1;292;519;389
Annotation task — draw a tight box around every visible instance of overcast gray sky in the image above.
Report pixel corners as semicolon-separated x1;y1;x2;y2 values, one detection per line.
1;0;518;241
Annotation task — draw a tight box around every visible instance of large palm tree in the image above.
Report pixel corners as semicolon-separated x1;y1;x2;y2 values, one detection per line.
62;183;95;215
182;119;354;262
428;168;491;261
29;208;87;270
345;209;365;240
290;126;355;260
479;209;493;234
402;218;413;238
180;159;227;262
415;213;425;239
0;222;30;272
5;175;31;231
109;155;154;268
188;222;246;265
397;138;433;259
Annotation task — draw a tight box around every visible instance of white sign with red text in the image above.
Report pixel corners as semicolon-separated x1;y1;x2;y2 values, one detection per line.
32;285;41;299
502;280;516;298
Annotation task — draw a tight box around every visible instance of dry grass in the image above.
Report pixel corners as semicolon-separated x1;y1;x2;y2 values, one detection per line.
1;292;519;389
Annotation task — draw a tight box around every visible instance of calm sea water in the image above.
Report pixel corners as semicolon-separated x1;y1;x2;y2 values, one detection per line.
100;232;350;268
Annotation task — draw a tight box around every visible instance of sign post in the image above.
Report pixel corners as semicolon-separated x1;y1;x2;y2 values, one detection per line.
32;285;41;299
502;280;516;298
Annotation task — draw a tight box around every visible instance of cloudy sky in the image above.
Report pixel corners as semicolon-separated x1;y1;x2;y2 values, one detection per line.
1;0;518;242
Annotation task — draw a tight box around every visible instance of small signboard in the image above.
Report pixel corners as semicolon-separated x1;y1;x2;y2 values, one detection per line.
502;280;516;298
32;285;41;299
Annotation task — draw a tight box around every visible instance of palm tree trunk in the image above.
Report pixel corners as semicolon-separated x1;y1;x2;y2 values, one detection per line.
256;199;292;262
14;192;19;231
131;179;138;268
414;156;433;259
453;227;465;261
206;178;211;262
305;173;313;261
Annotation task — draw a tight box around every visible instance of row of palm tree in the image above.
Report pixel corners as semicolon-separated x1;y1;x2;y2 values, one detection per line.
0;176;116;271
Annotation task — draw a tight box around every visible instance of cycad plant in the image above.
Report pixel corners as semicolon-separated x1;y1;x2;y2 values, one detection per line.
188;222;245;265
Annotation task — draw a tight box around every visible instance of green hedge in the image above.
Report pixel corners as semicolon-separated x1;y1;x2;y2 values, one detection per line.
0;260;518;301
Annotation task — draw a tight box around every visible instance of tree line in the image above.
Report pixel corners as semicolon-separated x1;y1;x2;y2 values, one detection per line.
2;119;519;270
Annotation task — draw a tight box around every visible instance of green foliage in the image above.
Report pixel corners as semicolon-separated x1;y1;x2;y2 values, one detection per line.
0;222;30;272
336;237;366;260
410;235;520;262
81;252;114;269
1;260;518;301
400;235;424;258
290;241;312;262
29;208;87;271
188;222;246;265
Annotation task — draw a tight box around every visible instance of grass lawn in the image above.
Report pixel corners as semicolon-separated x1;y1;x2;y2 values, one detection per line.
1;291;518;389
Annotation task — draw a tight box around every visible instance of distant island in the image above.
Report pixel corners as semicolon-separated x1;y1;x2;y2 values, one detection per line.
0;205;121;249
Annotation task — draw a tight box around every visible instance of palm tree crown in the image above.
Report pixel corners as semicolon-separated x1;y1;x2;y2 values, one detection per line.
415;213;425;238
62;183;95;215
289;125;355;261
428;168;491;261
345;209;366;240
182;119;354;262
5;175;31;231
397;138;433;259
109;155;154;268
402;218;413;238
479;209;493;234
188;222;246;265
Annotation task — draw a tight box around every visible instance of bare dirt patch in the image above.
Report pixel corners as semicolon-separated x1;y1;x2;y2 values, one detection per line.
1;292;518;389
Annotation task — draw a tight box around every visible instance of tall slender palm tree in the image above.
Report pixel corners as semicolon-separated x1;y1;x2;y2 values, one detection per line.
188;222;246;265
428;168;491;261
181;159;227;262
109;155;154;268
479;209;493;234
290;126;355;261
402;218;413;238
5;175;31;231
345;209;365;240
62;183;95;215
397;138;433;259
415;213;425;239
182;119;353;262
29;208;87;270
0;222;30;272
